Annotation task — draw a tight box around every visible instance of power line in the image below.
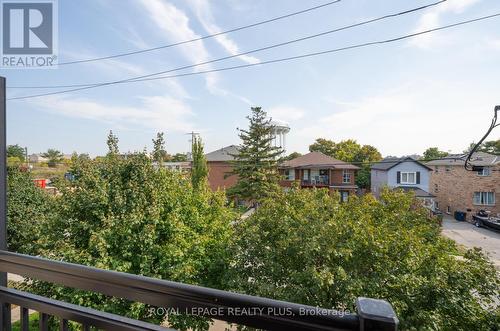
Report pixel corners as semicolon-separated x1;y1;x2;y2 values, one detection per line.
57;0;343;66
8;11;500;101
8;0;446;90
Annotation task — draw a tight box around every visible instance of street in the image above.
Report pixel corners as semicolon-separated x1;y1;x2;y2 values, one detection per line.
442;215;500;268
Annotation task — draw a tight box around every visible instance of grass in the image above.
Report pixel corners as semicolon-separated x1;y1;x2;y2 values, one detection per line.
11;313;38;331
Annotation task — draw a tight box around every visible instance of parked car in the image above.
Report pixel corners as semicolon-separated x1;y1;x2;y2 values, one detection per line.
472;210;500;232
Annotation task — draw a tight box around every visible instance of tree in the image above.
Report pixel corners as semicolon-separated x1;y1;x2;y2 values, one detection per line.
283;152;302;161
7;144;25;160
171;153;188;162
229;188;500;330
151;132;169;164
480;139;500;154
191;136;208;190
422;147;449;161
26;135;235;330
7;166;55;255
107;130;119;155
42;149;63;167
309;138;336;156
228;107;284;202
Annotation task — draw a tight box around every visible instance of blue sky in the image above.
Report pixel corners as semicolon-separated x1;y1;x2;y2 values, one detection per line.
4;0;500;157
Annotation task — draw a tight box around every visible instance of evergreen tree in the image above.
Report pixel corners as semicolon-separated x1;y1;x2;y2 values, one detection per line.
106;130;119;155
228;107;283;202
152;132;168;165
191;136;209;190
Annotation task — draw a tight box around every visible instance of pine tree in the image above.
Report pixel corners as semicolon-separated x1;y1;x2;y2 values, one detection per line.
191;136;208;190
106;130;119;155
151;132;168;165
228;107;283;203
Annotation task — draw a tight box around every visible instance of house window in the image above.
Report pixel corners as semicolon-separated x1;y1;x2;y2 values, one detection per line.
284;169;295;181
447;205;451;213
400;172;416;184
473;192;495;206
342;170;351;183
477;167;491;176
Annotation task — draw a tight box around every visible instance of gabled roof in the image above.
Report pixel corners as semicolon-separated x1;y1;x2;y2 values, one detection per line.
280;152;359;170
371;157;432;171
425;152;499;166
205;145;240;162
397;186;435;198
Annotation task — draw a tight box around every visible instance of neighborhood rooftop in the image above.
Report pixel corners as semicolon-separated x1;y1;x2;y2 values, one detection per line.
371;156;433;171
205;145;240;162
281;151;360;169
425;152;499;166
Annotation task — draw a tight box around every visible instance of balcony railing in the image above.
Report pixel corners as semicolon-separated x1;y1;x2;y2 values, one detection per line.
0;77;398;331
0;251;398;331
302;176;329;186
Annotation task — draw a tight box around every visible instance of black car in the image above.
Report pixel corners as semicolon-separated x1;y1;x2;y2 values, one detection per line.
473;210;500;232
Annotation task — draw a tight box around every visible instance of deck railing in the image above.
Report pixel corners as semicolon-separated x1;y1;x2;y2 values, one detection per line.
0;77;398;330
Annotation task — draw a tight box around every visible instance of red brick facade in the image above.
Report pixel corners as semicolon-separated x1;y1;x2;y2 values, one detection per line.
207;161;238;191
429;164;499;220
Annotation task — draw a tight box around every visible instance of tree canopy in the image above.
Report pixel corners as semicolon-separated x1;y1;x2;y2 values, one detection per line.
171;153;188;162
230;188;500;330
42;148;64;167
7;144;25;160
228;107;283;202
191;136;208;190
422;147;449;161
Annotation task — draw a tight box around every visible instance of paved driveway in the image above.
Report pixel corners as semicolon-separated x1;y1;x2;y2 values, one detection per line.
441;215;500;268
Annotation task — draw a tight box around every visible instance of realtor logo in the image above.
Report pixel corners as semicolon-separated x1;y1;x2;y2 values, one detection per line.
1;0;58;68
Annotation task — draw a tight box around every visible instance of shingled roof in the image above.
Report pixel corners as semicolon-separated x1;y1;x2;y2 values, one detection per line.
371;157;432;171
280;152;359;169
425;152;499;166
205;145;240;162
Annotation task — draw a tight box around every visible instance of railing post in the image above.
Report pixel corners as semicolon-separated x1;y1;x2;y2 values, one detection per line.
356;297;398;331
0;76;6;288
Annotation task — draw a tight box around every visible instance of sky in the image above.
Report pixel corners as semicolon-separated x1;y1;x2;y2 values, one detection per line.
3;0;500;157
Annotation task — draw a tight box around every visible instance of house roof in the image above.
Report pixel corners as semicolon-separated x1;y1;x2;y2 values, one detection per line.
397;186;435;198
425;152;499;166
205;145;240;162
371;157;433;171
280;152;359;169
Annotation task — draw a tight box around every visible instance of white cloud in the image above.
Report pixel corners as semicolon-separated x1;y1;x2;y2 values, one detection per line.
186;0;260;64
31;95;195;132
268;106;305;121
409;0;480;49
138;0;221;93
294;80;496;156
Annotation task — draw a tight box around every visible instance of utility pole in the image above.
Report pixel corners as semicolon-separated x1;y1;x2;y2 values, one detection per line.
0;76;6;288
186;131;200;161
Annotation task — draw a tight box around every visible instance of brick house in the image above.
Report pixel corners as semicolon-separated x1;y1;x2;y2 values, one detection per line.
279;152;359;201
205;145;239;191
426;152;499;220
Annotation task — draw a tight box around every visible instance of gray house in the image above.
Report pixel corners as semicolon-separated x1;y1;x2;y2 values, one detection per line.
371;157;435;209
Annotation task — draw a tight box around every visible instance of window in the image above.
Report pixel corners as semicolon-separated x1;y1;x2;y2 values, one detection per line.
342;170;351;183
284;169;295;181
447;205;451;213
477;167;491;176
434;166;439;173
400;172;416;184
473;192;495;206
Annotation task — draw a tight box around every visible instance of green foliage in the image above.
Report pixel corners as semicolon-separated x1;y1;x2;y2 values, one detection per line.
171;153;188;162
480;139;500;154
42;149;64;167
7;144;25;160
230;188;500;330
283;152;302;161
309;138;382;189
26;147;235;330
7;156;22;167
191;136;208;190
106;130;119;155
422;147;449;161
151;132;169;164
7;166;55;255
228;107;284;202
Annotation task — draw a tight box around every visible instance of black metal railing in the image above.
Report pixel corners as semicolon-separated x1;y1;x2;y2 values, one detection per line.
0;250;398;331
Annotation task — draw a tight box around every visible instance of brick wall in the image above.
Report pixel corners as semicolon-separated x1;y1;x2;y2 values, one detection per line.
430;164;499;220
207;161;238;191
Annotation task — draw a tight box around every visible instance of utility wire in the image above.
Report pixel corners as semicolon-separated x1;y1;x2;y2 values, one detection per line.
8;0;446;90
464;106;499;170
8;11;500;101
57;0;342;66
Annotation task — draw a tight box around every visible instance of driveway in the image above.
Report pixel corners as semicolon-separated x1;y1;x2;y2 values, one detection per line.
441;215;500;268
